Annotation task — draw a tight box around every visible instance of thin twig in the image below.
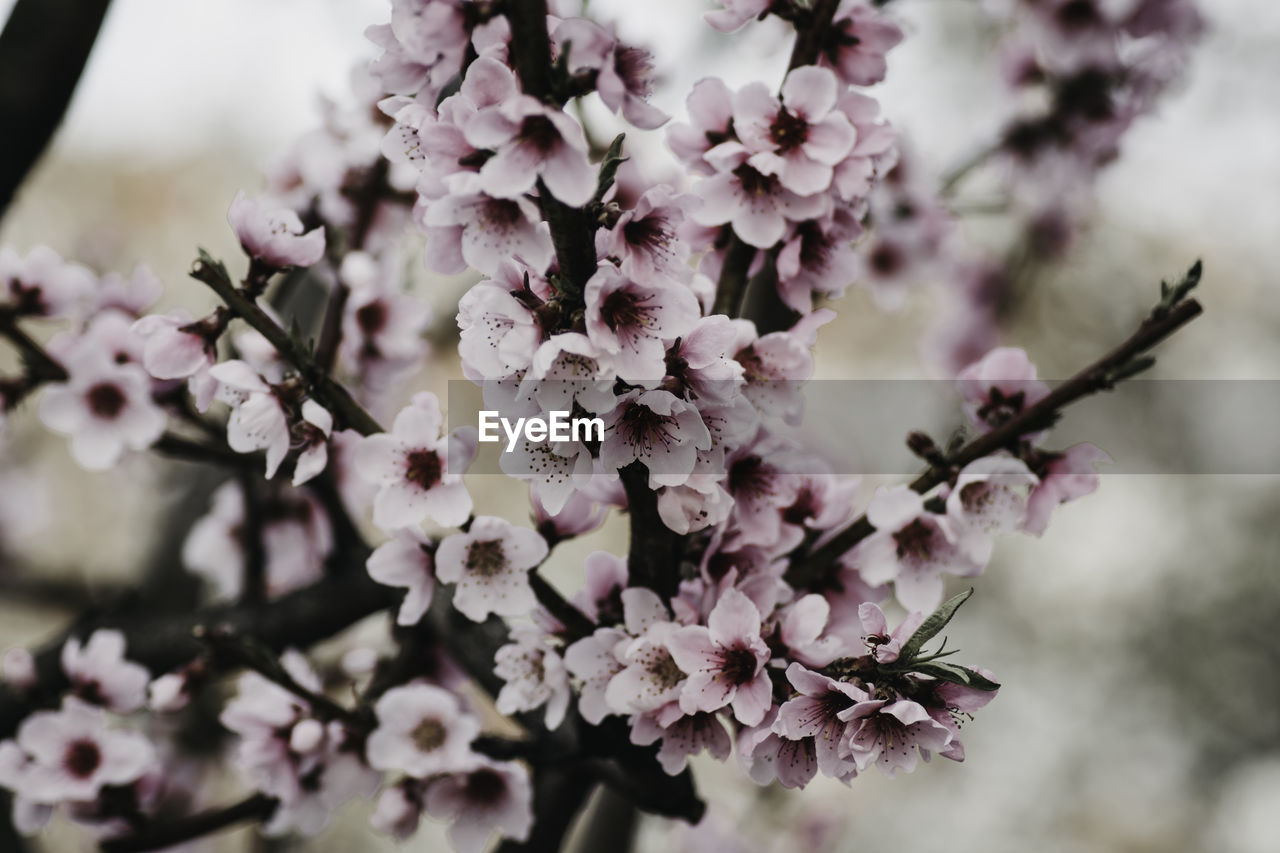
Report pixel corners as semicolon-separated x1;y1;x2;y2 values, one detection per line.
98;794;277;853
786;269;1205;588
190;251;383;436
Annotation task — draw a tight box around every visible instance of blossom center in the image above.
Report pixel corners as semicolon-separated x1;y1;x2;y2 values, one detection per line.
599;290;646;332
616;403;676;454
405;449;442;491
1056;0;1101;30
893;519;935;561
464;767;507;802
720;646;759;685
466;540;507;576
356;301;387;335
734;164;779;197
64;738;102;779
622;214;671;256
518;115;560;154
770;107;810;151
411;718;447;752
86;382;127;419
480;199;524;229
648;651;685;689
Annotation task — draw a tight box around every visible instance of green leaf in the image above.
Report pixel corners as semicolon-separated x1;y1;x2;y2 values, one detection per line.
898;588;974;663
911;661;1001;691
592;133;628;205
1155;259;1202;316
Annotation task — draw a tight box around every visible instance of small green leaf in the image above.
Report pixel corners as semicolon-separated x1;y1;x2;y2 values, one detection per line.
912;661;1001;691
898;588;974;663
592;133;628;205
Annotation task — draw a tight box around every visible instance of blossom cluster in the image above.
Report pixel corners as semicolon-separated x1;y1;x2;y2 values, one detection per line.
0;0;1199;850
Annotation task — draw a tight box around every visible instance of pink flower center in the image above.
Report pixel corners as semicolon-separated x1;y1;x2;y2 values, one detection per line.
464;767;507;802
411;717;447;752
622;214;671;256
356;301;387;336
599;290;646;332
405;450;442;491
720;646;758;685
615;403;677;454
733;164;780;197
770;107;810;151
479;199;524;229
518;115;560;154
64;738;102;779
893;519;935;561
465;540;507;576
1056;0;1101;31
86;382;127;419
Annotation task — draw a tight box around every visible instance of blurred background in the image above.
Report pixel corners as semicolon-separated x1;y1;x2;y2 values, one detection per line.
0;0;1277;851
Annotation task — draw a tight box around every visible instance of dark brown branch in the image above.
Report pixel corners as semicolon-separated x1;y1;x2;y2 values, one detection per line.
0;0;113;219
529;571;596;641
619;462;685;602
190;251;384;436
785;0;840;71
0;556;391;740
787;279;1205;588
98;794;277;853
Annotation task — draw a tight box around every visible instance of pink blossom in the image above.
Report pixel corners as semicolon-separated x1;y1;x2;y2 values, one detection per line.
209;360;290;479
779;595;854;668
630;708;731;775
2;648;36;690
38;359;166;471
704;0;770;33
945;455;1040;554
570;550;628;624
837;697;954;776
668;588;772;725
584;265;700;382
733;66;857;196
227;191;326;270
600;390;711;487
957;346;1051;432
596;186;693;282
855;601;922;664
663;314;746;405
354;392;476;531
424;759;533;853
371;779;426;841
457;281;540;381
776;209;862;313
563;626;628;724
422;190;553;277
463;95;596;206
367;528;436;626
0;245;94;319
182;482;332;599
522;332;618;415
434;516;548;622
776;664;867;779
554;19;668;129
292;400;334;486
494;625;571;728
1023;443;1111;535
131;309;218;381
365;683;479;777
6;697;155;805
737;706;820;788
339;251;431;388
60;630;148;714
667;77;736;175
853;484;985;612
822;1;905;86
691;144;830;248
605;588;688;715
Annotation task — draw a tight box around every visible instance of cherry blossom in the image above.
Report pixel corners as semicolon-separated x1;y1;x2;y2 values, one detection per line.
600;390;712;487
38;358;166;471
4;697;155;805
424;759;534;853
227;191;326;270
366;683;479;777
668;588;772;725
60;630;148;714
821;1;905;86
854;484;986;612
493;625;571;728
0;245;94;319
434;516;548;622
367;527;436;625
354;392;476;531
583;265;700;383
463;95;596;206
776;664;867;779
733;66;857;196
1024;443;1111;535
837;697;954;776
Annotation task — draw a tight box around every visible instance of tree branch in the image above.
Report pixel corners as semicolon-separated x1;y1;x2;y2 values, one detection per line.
0;0;113;219
190;251;384;436
98;794;278;853
786;266;1205;588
